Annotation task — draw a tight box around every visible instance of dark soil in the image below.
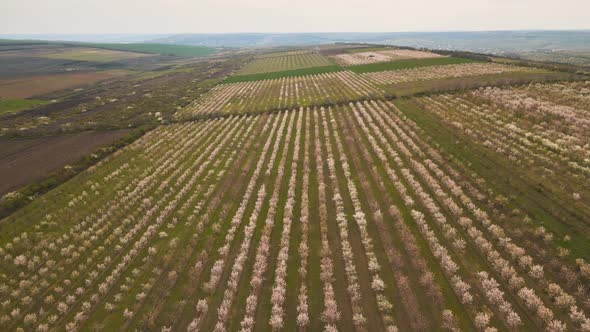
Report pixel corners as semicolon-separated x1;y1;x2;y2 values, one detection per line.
0;129;131;196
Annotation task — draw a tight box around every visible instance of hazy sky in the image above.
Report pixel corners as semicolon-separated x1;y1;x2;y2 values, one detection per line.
2;0;589;34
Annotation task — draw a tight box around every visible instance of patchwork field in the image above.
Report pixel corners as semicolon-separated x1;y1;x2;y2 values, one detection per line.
235;52;335;75
181;71;383;117
332;49;444;66
1;42;590;332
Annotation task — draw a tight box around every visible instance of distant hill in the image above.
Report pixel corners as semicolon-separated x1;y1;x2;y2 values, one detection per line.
0;34;167;43
147;31;590;66
373;30;590;53
0;38;217;57
4;31;590;51
149;32;395;47
147;31;590;51
3;31;590;65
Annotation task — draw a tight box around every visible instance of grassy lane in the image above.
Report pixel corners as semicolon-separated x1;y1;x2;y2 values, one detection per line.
306;108;325;331
283;109;306;329
315;108;355;331
245;110;296;331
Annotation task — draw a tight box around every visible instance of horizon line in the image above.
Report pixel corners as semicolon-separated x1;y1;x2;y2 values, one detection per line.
2;29;590;36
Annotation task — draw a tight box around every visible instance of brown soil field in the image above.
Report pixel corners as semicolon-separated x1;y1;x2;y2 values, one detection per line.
0;70;130;98
0;129;130;196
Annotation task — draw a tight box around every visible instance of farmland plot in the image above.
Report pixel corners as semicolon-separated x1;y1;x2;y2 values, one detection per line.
2;100;589;331
332;49;444;66
180;71;384;117
236;52;334;75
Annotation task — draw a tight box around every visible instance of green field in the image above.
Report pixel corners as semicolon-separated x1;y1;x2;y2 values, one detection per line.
0;98;47;115
83;43;217;57
348;57;479;73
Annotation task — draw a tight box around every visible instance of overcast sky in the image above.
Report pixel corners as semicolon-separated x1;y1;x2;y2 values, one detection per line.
2;0;589;34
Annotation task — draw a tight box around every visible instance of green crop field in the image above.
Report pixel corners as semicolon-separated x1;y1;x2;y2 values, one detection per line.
0;99;48;116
